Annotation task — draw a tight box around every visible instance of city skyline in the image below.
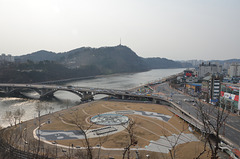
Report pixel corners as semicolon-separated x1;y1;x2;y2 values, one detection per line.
0;0;239;60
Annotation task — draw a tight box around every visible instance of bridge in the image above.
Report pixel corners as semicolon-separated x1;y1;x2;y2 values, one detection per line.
0;83;168;105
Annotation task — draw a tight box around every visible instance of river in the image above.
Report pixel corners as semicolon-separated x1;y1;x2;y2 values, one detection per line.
0;68;185;127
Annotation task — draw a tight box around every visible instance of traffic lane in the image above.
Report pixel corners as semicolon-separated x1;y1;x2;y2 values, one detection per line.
200;104;240;133
171;99;227;130
171;90;240;132
156;83;240;132
158;84;240;146
223;125;240;148
226;116;240;131
172;101;240;147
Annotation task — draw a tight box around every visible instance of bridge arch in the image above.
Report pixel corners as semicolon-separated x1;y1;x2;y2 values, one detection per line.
40;89;84;99
0;87;42;98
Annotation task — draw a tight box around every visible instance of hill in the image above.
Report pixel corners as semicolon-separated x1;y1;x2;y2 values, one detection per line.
15;50;59;62
57;45;149;73
15;45;191;71
5;45;192;83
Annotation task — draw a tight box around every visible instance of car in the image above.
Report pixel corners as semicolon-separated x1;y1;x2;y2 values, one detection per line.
62;149;67;152
67;85;73;89
76;146;81;149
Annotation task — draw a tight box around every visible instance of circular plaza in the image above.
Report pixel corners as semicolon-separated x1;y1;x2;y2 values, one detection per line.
91;113;129;126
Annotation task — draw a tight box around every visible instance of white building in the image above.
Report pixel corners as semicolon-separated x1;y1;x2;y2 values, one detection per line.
0;54;14;63
228;63;240;77
198;62;222;78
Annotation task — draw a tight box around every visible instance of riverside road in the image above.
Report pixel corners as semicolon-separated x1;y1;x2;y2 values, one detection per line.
154;82;240;149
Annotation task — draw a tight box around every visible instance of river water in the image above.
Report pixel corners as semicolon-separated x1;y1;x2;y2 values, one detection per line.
0;68;185;127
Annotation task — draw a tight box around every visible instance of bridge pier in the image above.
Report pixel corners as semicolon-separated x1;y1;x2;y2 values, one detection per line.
40;89;54;100
81;92;94;101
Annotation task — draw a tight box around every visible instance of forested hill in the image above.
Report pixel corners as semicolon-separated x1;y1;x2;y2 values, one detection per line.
16;45;191;70
58;45;149;73
0;45;191;83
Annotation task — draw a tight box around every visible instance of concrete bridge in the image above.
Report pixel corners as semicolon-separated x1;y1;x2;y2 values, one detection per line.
0;83;169;104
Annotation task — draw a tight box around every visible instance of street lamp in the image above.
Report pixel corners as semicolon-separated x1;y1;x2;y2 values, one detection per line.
24;141;28;152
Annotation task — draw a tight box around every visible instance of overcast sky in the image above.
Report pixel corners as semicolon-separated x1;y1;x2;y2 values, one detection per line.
0;0;239;60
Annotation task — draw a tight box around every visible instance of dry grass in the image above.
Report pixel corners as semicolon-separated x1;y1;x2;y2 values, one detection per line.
39;100;207;158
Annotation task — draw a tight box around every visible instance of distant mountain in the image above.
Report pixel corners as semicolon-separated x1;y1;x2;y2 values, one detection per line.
144;57;192;69
15;50;59;62
210;59;240;64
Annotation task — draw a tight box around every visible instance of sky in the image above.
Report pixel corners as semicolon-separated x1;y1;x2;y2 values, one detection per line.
0;0;239;60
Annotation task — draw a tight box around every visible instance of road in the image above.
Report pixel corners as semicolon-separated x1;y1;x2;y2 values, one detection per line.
154;82;240;149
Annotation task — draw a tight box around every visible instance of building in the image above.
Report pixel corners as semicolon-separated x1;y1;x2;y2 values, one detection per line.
209;74;222;105
184;70;193;77
201;74;223;105
220;83;240;114
228;63;240;77
185;83;202;96
198;62;222;78
0;54;14;63
201;76;211;103
186;60;204;67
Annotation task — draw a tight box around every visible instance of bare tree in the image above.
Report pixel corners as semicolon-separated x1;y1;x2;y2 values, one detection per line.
63;110;94;159
122;119;138;159
13;108;25;124
1;126;22;148
96;132;109;159
157;122;190;159
35;101;45;155
4;111;14;127
196;99;229;159
65;99;71;109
